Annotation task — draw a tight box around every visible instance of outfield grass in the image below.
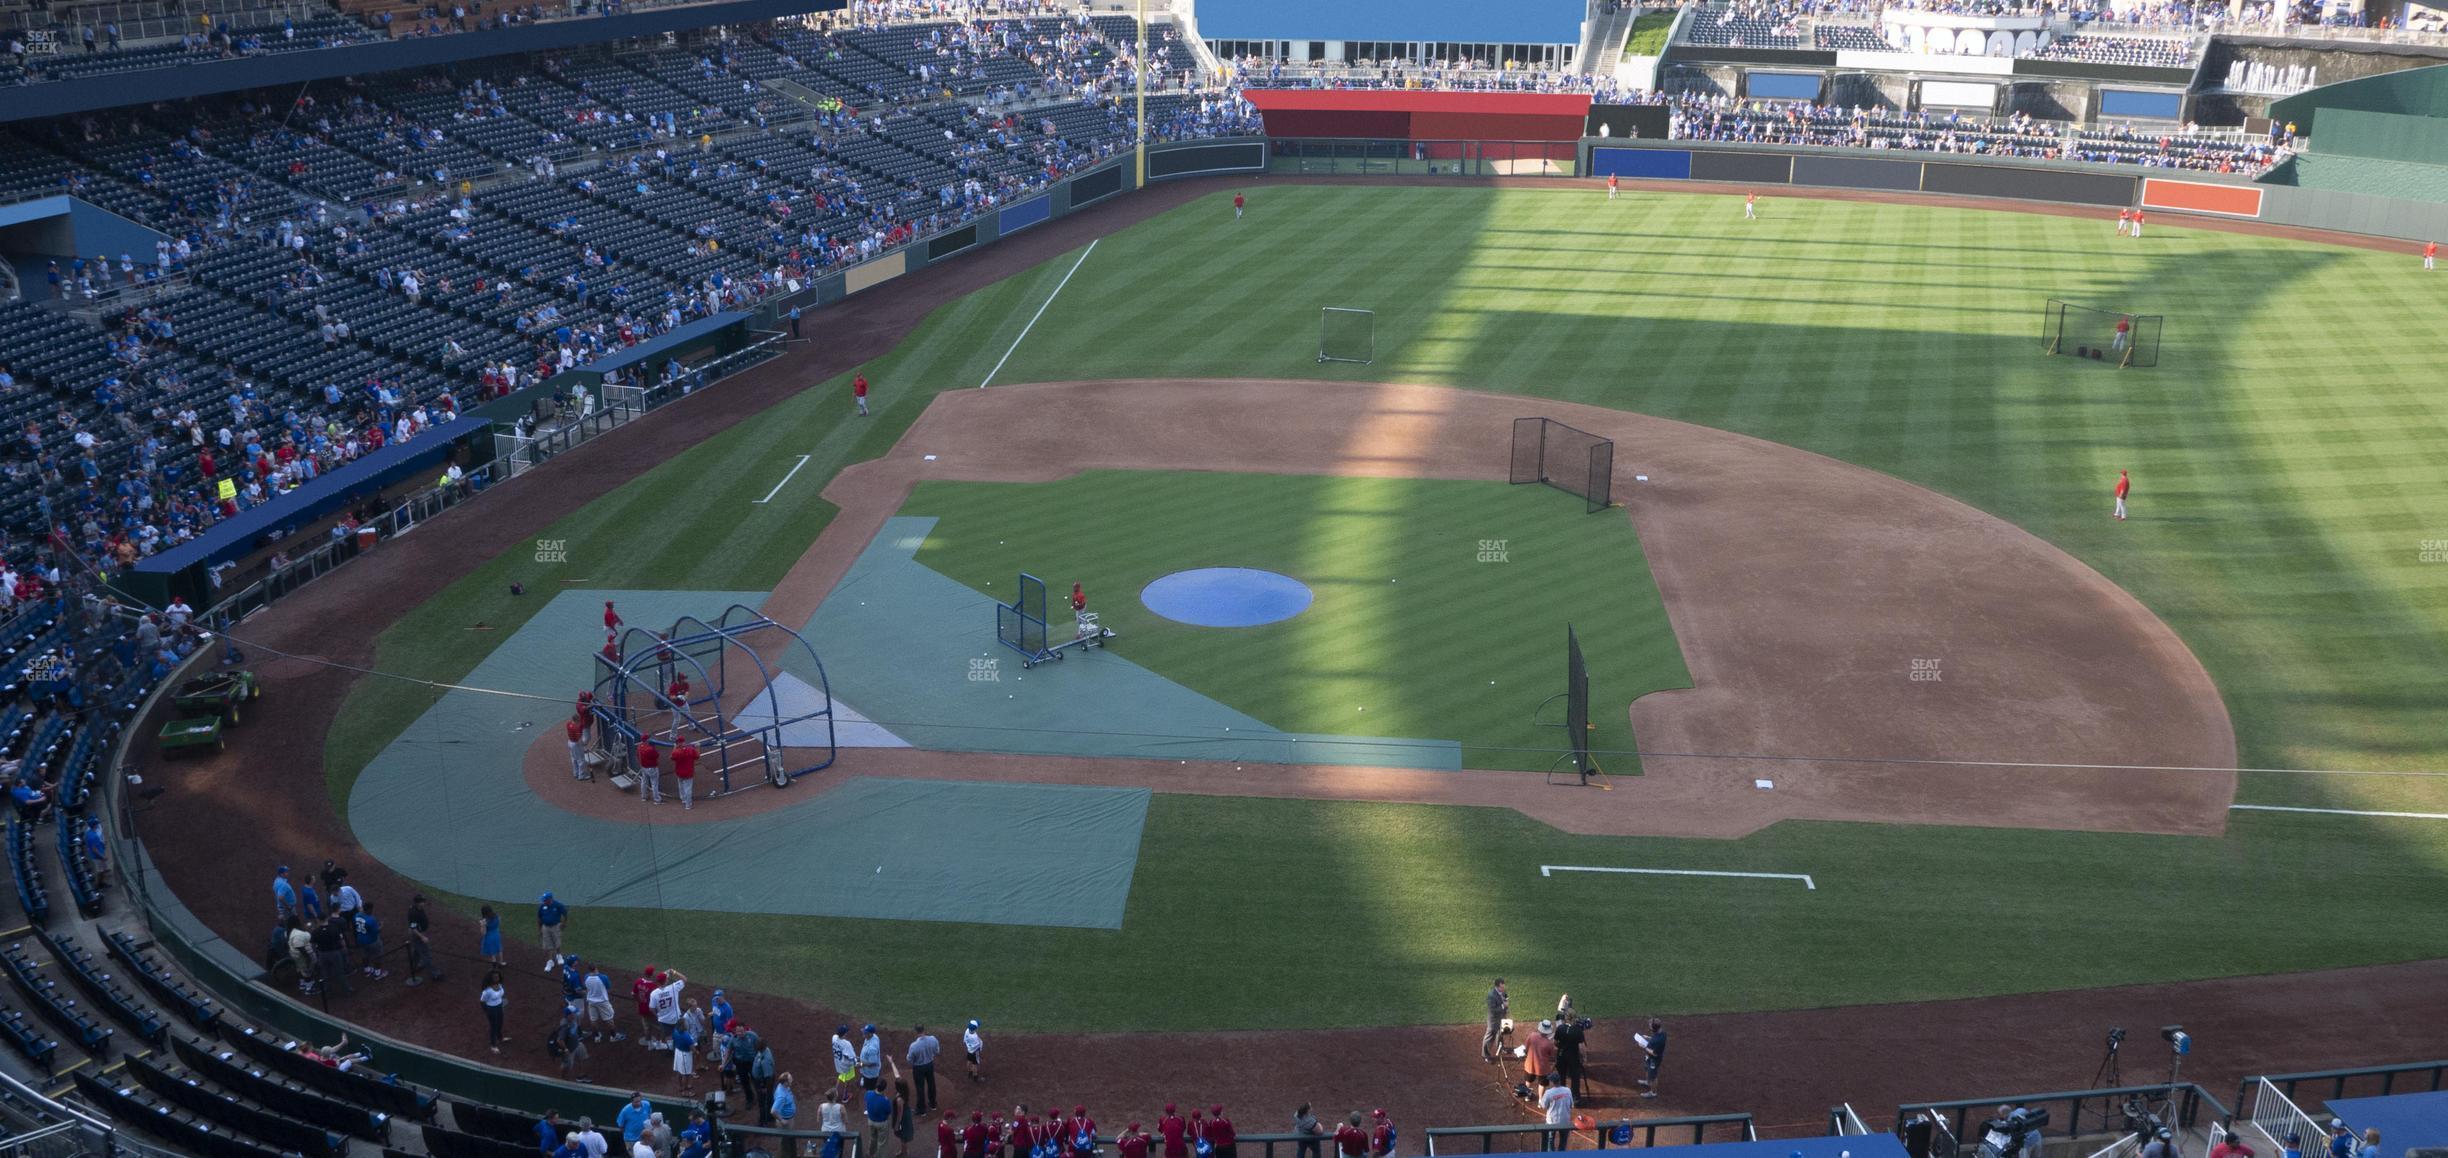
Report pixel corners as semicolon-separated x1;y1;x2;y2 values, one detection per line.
325;186;2448;1029
902;472;1691;771
549;798;2448;1033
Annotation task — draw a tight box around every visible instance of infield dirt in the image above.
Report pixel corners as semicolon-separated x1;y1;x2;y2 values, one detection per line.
134;175;2436;1134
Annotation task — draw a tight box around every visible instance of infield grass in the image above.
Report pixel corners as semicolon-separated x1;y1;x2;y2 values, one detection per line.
901;471;1692;771
325;185;2448;1028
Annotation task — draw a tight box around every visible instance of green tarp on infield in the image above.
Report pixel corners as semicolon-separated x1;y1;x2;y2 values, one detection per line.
348;588;1151;928
795;518;1461;769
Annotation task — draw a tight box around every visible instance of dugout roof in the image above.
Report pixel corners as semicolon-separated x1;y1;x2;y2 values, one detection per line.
2325;1090;2448;1153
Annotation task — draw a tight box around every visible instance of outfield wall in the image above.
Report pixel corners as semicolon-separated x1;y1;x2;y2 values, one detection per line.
1581;137;2448;242
769;139;1267;321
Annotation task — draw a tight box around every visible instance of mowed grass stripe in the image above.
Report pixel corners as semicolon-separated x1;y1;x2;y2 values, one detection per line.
322;187;2448;1029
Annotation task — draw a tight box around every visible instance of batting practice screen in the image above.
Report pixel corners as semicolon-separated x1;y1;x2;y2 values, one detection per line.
1567;625;1594;778
2043;299;2162;368
999;571;1050;660
1511;417;1614;513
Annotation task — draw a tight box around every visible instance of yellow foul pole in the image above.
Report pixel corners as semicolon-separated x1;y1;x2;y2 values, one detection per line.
1135;0;1148;187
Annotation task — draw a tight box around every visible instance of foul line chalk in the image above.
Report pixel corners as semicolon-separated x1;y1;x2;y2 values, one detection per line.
1541;864;1816;890
2231;804;2448;821
754;455;812;504
980;238;1097;389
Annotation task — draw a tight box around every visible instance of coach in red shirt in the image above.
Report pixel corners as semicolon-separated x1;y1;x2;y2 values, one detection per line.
939;1113;961;1158
1159;1105;1188;1158
635;738;663;805
1119;1124;1150;1158
671;738;699;810
565;717;588;781
1334;1114;1368;1158
1206;1107;1235;1158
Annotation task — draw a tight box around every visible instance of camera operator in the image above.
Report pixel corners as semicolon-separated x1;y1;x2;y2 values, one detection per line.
1552;1009;1590;1101
1982;1105;2020;1157
1981;1104;2049;1158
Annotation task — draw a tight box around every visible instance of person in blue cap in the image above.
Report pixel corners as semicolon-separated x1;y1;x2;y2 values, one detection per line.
859;1024;883;1088
538;891;569;972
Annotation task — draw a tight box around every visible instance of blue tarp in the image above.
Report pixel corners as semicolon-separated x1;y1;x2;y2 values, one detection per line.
1196;0;1584;44
576;309;750;377
1594;147;1695;179
2327;1091;2448;1153
131;415;491;576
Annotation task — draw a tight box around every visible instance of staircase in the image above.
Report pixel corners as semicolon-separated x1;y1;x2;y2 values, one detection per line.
1583;1;1638;75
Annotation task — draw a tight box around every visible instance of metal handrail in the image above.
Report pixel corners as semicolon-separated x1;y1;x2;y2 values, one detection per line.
1425;1112;1756;1154
206;322;785;619
2248;1059;2448;1106
1899;1083;2231;1151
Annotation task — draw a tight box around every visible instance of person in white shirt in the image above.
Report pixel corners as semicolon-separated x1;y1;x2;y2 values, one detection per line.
575;1119;611;1158
963;1019;985;1082
1538;1074;1573;1128
650;969;686;1048
818;1087;848;1138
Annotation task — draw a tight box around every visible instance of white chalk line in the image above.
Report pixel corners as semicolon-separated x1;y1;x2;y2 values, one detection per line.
2231;804;2448;821
980;238;1097;389
1541;864;1816;890
753;455;812;504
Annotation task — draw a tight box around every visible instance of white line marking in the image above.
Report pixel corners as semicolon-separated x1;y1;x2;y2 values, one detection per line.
980;238;1097;389
2231;804;2448;821
1541;865;1816;890
754;455;812;504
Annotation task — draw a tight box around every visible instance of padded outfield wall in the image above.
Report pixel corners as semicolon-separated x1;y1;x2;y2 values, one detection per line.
1581;137;2448;242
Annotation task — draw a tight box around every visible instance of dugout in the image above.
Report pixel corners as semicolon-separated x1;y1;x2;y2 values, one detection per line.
121;416;493;611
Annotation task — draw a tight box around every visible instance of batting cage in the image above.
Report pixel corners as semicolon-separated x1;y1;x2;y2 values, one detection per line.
2042;299;2161;368
1511;417;1615;513
589;604;838;794
1318;307;1375;364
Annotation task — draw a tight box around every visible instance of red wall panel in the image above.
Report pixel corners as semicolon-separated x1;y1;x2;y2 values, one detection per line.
1410;110;1584;141
1245;89;1592;141
1257;108;1414;137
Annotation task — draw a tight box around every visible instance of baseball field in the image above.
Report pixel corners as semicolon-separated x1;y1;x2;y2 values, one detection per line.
248;181;2448;1054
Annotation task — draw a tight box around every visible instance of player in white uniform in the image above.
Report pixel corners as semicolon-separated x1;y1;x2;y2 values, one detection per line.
649;970;687;1049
